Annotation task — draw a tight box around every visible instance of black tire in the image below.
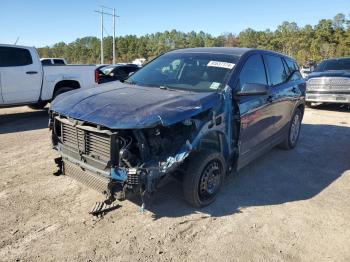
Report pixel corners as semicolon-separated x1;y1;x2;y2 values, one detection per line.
279;108;302;150
53;87;74;100
305;102;313;108
183;150;226;207
28;101;47;110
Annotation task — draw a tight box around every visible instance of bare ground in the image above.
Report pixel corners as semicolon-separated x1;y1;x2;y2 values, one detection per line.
0;105;349;262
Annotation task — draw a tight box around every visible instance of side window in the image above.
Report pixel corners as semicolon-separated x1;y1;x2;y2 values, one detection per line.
0;47;33;67
284;58;302;81
41;59;52;65
239;54;267;88
53;59;65;65
265;55;288;86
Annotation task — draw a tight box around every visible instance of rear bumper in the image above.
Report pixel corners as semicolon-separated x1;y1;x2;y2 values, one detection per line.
306;93;350;104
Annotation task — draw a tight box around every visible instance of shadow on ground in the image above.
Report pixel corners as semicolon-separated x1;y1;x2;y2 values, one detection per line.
0;109;48;134
309;103;350;112
143;122;350;219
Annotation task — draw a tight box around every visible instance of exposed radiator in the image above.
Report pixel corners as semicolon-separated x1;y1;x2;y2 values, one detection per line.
61;122;111;162
63;161;109;194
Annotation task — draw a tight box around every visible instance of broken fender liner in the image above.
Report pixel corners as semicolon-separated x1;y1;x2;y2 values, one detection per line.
89;201;120;216
53;157;63;176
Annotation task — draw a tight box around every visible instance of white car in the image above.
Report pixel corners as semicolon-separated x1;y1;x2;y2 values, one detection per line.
0;44;100;109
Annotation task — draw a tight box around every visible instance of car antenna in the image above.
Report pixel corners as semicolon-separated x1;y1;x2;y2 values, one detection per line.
14;36;20;45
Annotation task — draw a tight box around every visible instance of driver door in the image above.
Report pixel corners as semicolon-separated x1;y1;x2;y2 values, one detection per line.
234;54;275;169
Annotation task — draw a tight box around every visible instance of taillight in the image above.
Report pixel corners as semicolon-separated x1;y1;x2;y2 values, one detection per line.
95;69;100;83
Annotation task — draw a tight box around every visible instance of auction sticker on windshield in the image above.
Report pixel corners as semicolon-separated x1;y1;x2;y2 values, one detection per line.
207;61;235;69
210;82;221;89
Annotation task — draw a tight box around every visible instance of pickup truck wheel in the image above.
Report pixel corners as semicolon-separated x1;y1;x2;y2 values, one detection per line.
183;150;225;208
53;87;74;100
305;102;314;108
279;108;302;150
28;101;47;110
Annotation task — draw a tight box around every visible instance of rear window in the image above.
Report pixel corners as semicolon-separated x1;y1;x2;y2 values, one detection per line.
41;59;52;65
315;59;350;71
284;58;299;73
0;46;33;67
284;58;303;80
53;59;65;65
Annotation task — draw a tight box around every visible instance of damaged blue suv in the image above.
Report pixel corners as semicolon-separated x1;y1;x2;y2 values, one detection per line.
49;48;305;208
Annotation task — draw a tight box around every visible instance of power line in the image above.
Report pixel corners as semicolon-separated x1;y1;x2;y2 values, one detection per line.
94;7;119;64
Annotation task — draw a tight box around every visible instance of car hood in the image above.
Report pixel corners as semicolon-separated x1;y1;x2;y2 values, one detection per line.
307;70;350;79
50;82;221;129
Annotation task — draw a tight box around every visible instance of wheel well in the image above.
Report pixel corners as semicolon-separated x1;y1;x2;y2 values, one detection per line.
297;103;305;119
197;131;227;156
54;80;80;95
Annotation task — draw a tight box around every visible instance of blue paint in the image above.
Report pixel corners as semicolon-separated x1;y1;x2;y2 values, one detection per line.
50;81;221;129
111;167;127;181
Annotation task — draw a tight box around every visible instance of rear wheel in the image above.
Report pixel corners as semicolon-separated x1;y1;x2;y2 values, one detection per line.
183;150;226;207
305;102;313;108
28;101;47;110
279;108;302;150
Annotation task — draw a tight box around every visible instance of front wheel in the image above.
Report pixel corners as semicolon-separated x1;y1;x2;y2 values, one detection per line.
183;150;226;207
279;108;302;150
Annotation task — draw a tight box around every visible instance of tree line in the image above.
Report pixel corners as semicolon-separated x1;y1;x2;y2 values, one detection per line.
37;13;350;66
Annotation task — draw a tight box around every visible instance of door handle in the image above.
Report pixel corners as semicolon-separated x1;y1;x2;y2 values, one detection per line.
26;71;38;74
291;86;298;93
267;95;273;102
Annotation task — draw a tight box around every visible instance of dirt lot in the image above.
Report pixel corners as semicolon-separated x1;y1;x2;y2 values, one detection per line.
0;105;349;262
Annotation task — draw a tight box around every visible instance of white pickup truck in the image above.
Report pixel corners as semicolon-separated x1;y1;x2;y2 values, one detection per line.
0;44;99;109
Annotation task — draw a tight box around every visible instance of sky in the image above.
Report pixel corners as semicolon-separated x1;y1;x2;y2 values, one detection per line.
0;0;349;47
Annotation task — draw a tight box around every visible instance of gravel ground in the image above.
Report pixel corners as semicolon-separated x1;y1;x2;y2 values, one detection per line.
0;105;349;262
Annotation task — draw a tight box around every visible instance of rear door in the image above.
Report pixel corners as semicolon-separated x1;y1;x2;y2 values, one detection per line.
263;54;292;136
235;54;275;161
0;46;42;104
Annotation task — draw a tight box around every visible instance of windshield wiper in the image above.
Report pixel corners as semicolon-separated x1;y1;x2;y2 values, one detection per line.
159;85;183;92
124;80;137;85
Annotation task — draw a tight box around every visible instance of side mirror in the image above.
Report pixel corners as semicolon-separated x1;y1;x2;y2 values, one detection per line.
236;83;268;96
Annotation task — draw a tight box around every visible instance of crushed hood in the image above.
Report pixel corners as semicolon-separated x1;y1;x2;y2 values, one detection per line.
50;82;221;129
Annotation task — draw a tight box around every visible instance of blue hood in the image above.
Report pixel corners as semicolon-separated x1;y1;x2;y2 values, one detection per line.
50;82;221;129
307;70;350;79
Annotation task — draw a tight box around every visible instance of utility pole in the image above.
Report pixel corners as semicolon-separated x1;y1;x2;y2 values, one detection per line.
113;8;116;64
95;6;119;65
101;7;104;64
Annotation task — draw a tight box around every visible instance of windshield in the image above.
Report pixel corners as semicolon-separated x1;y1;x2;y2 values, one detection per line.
126;52;239;92
315;58;350;72
101;65;116;75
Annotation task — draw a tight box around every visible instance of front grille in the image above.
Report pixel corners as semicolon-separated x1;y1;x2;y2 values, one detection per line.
307;77;350;91
60;121;111;162
63;161;109;194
